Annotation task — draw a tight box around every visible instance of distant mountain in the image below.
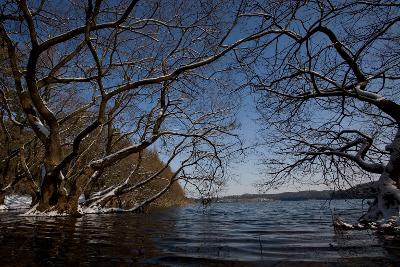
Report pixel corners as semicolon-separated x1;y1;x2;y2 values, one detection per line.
214;182;378;203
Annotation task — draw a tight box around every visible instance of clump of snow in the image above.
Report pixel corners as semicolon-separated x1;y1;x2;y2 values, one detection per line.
81;203;141;214
333;215;361;230
22;210;69;217
81;205;121;214
34;120;50;137
21;204;69;217
81;205;102;214
78;194;86;204
333;217;378;230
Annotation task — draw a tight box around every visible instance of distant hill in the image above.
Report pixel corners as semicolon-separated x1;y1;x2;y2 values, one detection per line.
213;182;378;203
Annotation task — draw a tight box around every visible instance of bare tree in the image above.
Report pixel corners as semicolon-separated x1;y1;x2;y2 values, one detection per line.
240;1;400;225
0;34;41;206
1;0;290;215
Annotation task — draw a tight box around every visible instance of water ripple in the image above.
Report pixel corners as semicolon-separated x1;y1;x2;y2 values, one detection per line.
0;199;399;266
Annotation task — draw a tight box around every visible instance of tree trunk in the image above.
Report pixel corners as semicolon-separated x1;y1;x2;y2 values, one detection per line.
0;191;5;206
29;190;39;208
36;142;67;212
37;172;60;211
360;129;400;223
63;169;96;214
38;168;96;215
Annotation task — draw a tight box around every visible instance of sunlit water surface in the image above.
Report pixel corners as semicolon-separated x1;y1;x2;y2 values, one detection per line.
0;200;399;266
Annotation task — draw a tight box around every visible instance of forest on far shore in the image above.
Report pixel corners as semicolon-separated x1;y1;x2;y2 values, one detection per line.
214;182;378;202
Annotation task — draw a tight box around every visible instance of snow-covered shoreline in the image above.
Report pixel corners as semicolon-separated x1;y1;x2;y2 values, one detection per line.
0;195;31;211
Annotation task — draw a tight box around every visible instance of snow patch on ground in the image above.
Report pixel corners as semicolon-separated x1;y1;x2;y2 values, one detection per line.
21;204;70;217
0;195;31;211
333;214;400;232
81;206;124;214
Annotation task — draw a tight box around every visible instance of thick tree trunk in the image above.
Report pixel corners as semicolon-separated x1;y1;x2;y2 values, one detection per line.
36;173;69;213
360;129;400;223
0;155;11;207
0;191;5;206
29;190;39;207
58;169;95;215
36;142;68;212
37;175;57;210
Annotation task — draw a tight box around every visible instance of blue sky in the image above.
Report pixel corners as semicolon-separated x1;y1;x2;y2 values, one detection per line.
220;92;331;196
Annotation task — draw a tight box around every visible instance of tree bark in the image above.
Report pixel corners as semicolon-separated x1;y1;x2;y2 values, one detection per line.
0;191;5;206
36;141;66;212
360;128;400;222
59;168;95;215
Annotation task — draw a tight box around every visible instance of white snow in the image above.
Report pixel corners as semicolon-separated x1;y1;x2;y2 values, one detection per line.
34;120;50;137
360;131;400;223
78;194;86;204
81;205;103;214
21;203;69;217
0;194;31;211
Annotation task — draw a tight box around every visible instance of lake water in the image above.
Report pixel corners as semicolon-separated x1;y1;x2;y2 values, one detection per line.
0;199;399;266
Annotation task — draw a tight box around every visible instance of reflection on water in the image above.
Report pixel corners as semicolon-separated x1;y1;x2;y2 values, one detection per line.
0;200;399;266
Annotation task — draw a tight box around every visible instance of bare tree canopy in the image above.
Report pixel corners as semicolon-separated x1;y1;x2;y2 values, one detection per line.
237;1;400;225
0;0;262;215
